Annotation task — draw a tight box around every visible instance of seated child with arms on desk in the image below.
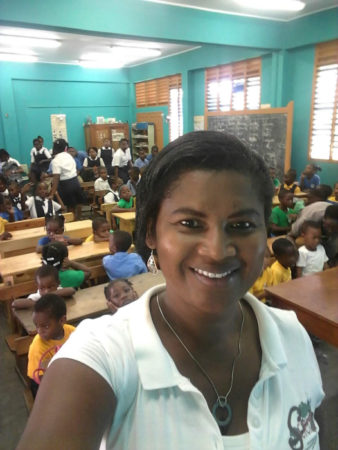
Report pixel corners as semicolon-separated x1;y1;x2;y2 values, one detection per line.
104;278;138;314
269;191;296;236
249;247;273;303
102;231;147;281
85;217;110;243
42;241;91;288
296;221;329;277
0;192;22;222
270;238;299;285
36;214;83;253
27;293;75;397
12;265;75;310
103;176;121;204
26;181;62;219
111;185;134;213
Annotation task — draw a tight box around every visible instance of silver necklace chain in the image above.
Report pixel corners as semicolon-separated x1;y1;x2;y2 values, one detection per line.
156;295;245;428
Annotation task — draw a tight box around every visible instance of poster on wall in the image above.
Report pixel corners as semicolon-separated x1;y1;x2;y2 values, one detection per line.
193;115;204;131
50;114;68;141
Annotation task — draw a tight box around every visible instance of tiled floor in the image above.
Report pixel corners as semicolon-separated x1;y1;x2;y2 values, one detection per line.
0;302;337;449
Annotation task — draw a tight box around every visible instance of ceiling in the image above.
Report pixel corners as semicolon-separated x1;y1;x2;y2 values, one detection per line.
0;1;336;66
145;0;337;21
0;26;199;67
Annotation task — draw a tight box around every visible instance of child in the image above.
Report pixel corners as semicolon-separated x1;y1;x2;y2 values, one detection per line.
102;230;147;280
249;247;273;303
134;149;149;172
269;191;296;236
104;278;138;314
42;241;91;288
112;138;132;183
279;169;301;195
36;214;83;253
270;238;299;285
0;148;26;184
82;147;105;181
27;293;75;397
94;167;110;192
30;137;52;182
26;181;62;218
269;167;280;192
0;193;22;222
299;164;321;191
126;167;140;197
103;176;121;204
322;204;338;267
98;138;114;171
8;180;31;216
0;198;12;240
12;265;75;309
0;174;9;196
85;217;110;242
296;221;328;277
68;147;83;174
146;144;159;161
111;185;134;213
328;182;338;203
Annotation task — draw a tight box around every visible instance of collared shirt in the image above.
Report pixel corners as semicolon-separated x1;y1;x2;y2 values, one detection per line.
94;177;110;192
300;174;320;191
134;157;149;170
52;152;77;181
25;196;61;218
30;147;51;164
102;252;147;280
53;285;324;450
112;148;130;168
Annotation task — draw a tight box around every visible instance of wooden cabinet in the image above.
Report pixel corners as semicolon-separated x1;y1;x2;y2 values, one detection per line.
84;123;129;151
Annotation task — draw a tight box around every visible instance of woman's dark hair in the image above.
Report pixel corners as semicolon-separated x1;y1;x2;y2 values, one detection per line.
42;241;68;269
136;131;274;262
0;148;9;159
53;139;68;155
104;278;134;301
34;293;66;319
45;214;65;228
87;146;98;155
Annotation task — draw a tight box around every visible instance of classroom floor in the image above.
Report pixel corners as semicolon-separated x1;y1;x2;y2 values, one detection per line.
0;302;337;450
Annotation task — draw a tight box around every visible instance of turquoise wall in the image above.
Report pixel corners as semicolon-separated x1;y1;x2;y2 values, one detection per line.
0;62;130;164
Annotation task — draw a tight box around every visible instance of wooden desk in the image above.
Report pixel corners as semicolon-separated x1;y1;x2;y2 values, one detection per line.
0;220;92;258
265;267;338;347
0;241;109;285
14;271;165;335
111;212;136;236
5;212;74;232
100;202;116;228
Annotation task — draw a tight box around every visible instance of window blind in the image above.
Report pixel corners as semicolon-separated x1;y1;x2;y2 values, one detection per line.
205;58;261;113
309;40;338;161
135;75;181;107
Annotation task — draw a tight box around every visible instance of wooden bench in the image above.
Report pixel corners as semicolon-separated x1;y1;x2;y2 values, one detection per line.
100;202;117;228
0;219;92;258
5;212;74;232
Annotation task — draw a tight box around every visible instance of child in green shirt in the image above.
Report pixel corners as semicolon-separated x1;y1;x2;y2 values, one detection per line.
270;191;297;236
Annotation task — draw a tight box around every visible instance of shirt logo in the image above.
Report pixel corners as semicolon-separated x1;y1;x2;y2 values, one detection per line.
287;400;317;450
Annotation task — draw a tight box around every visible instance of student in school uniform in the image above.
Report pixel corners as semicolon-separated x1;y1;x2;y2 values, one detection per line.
279;168;301;195
30;137;52;182
299;164;321;191
328;182;338;203
103;176;121;204
48;139;84;221
26;181;62;218
269;191;297;236
133;149;149;172
146;144;159;161
82;147;105;181
98;138;114;172
112;138;132;183
0;149;26;184
126;167;140;197
94;167;111;192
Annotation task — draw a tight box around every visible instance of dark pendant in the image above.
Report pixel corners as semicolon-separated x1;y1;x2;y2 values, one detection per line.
212;396;232;427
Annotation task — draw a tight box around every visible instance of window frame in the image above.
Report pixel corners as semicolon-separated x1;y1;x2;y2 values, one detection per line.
308;39;338;163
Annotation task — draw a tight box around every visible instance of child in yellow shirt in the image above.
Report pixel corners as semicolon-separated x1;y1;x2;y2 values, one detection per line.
249;247;273;302
27;293;75;397
270;238;299;285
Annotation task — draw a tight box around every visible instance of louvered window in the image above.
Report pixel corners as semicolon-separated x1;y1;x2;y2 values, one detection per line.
135;75;181;107
309;40;338;161
205;58;261;113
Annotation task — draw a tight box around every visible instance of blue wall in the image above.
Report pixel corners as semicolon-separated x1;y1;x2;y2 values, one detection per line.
0;62;130;164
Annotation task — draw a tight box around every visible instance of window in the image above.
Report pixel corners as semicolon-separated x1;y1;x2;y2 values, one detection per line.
135;74;183;141
309;40;338;162
205;58;261;113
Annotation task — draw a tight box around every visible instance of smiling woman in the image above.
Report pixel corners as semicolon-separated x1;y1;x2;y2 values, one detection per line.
17;131;324;450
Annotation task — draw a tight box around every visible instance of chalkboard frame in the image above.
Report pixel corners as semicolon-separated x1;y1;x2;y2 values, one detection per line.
205;101;293;175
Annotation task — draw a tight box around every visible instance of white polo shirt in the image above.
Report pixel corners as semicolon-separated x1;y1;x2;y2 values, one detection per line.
52;152;77;181
112;148;131;168
297;245;329;276
52;285;324;450
25;196;61;218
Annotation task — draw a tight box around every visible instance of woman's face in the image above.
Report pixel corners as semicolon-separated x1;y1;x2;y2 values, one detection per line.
147;170;267;315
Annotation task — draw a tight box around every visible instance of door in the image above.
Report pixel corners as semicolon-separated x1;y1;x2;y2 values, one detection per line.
136;112;164;150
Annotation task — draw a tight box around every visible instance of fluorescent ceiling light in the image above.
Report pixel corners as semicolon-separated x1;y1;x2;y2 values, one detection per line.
79;60;124;69
0;53;38;62
0;47;36;55
0;27;59;39
235;0;305;11
0;35;61;48
110;46;161;58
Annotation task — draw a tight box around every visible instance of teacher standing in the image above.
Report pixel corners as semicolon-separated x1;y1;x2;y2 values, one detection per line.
49;139;84;220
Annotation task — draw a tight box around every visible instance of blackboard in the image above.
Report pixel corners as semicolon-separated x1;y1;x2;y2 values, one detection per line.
206;102;293;181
